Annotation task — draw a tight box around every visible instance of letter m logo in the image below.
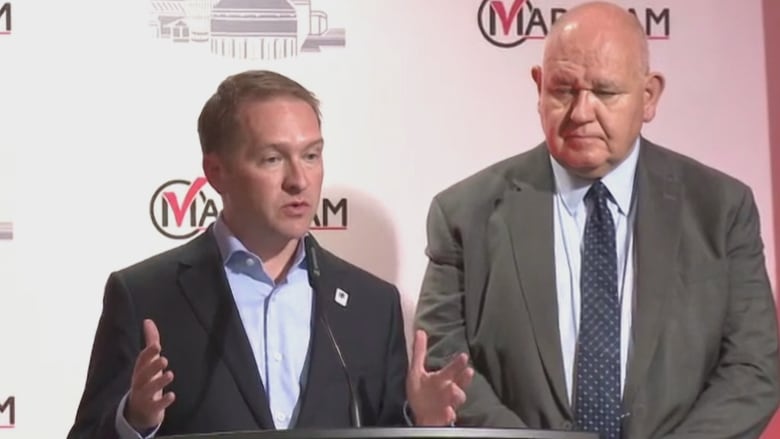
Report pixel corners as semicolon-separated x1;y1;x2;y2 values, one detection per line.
0;3;10;33
0;396;15;427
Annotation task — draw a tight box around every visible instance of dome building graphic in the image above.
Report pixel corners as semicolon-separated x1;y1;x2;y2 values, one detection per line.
149;0;345;60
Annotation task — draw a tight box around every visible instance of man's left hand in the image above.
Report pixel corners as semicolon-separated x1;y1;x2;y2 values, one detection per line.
406;329;474;426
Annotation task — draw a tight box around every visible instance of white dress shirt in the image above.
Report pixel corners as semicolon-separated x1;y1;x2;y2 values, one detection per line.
550;138;640;404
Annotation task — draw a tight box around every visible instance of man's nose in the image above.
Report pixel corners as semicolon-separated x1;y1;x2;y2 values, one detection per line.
569;89;596;123
283;160;309;193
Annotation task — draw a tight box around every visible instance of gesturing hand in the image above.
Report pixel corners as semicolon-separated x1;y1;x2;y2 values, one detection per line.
406;330;474;426
125;319;176;432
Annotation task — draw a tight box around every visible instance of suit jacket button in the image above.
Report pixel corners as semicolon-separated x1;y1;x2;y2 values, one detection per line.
561;421;573;430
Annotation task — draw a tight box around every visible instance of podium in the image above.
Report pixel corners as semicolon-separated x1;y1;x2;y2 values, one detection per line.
161;428;598;439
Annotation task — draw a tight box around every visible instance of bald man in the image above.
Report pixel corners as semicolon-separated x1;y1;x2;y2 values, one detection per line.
412;1;780;438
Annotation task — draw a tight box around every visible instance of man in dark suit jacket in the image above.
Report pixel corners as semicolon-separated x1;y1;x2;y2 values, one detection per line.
68;70;472;439
414;2;779;438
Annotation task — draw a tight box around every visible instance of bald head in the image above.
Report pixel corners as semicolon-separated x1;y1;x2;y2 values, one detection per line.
546;1;649;75
530;0;665;179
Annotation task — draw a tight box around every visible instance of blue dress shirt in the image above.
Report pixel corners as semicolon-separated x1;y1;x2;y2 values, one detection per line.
116;215;313;438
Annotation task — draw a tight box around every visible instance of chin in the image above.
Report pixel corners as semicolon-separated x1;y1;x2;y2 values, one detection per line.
570;160;614;178
559;147;607;167
552;156;606;178
557;136;603;154
278;223;311;240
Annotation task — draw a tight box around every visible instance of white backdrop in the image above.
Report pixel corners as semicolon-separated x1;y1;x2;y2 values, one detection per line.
0;0;776;437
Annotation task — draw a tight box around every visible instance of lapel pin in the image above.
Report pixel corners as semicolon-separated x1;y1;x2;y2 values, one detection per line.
335;288;349;307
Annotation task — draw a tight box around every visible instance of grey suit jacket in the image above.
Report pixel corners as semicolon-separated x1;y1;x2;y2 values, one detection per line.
415;139;780;438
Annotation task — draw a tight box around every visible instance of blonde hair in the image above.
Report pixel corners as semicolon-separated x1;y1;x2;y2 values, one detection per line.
197;70;321;155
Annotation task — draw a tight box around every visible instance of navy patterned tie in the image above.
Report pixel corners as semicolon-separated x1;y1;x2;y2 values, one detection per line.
574;180;621;439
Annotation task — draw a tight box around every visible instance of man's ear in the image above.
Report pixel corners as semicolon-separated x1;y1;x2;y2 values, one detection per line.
531;66;543;95
532;66;544;114
642;71;665;122
203;153;225;195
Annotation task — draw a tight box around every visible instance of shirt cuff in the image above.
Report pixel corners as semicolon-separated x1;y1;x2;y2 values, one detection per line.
115;392;161;439
402;400;415;426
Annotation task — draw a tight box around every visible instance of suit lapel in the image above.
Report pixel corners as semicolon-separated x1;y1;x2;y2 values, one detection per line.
622;141;681;411
177;230;275;429
497;145;572;418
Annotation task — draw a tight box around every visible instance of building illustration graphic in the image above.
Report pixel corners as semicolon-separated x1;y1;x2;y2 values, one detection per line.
149;0;346;59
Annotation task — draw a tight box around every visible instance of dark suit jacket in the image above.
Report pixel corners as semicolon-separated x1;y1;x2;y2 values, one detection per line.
415;139;780;438
67;230;408;438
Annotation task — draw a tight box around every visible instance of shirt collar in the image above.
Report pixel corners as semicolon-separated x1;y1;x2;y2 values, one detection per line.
550;136;640;216
211;214;307;272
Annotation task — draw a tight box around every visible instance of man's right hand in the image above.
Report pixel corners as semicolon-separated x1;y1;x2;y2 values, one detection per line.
125;319;176;432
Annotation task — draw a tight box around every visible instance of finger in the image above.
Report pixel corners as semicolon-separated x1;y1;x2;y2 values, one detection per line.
144;319;161;348
146;390;176;413
410;330;428;374
454;365;474;390
436;382;466;408
132;356;169;390
128;373;174;419
137;370;175;399
134;343;162;371
445;406;456;425
449;382;467;408
433;352;469;382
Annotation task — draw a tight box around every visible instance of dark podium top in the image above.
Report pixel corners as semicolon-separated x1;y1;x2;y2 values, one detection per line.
161;427;598;439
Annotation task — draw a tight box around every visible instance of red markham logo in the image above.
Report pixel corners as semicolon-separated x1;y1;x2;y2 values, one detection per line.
150;177;350;239
150;178;220;240
491;0;528;35
478;0;670;48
